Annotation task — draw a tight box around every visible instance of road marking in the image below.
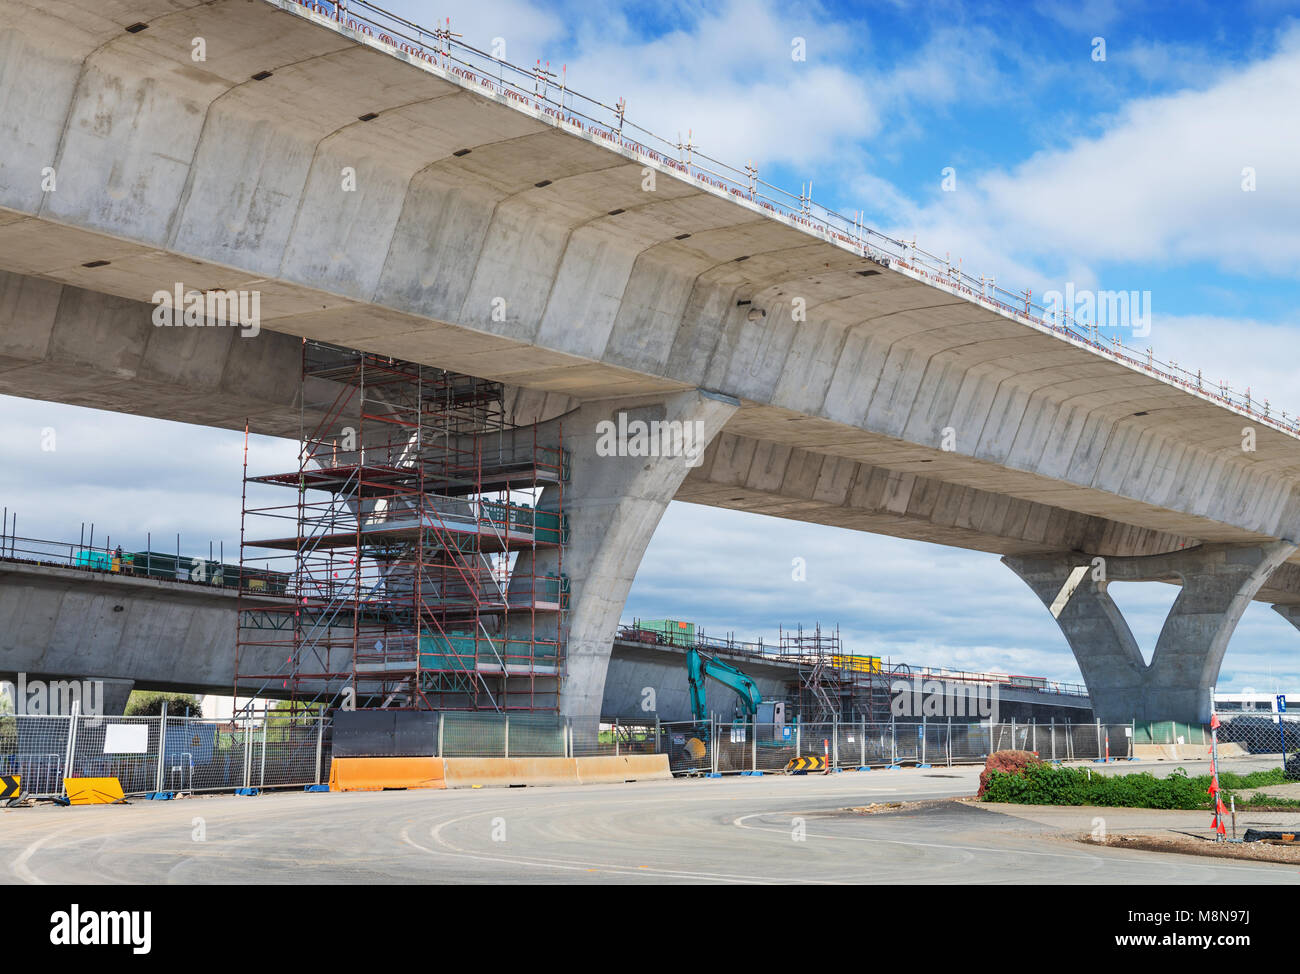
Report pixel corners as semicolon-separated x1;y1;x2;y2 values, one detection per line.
10;829;63;885
399;806;846;884
732;811;1300;876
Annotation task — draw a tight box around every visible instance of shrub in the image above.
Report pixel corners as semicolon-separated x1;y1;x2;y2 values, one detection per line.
980;763;1290;809
977;749;1042;797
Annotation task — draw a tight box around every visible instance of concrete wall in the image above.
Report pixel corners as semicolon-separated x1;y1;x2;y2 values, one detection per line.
0;560;349;695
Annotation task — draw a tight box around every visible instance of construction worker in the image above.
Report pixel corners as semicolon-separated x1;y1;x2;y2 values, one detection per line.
112;545;123;573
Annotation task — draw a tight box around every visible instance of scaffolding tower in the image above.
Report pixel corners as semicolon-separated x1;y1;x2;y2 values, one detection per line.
234;341;568;714
779;623;893;721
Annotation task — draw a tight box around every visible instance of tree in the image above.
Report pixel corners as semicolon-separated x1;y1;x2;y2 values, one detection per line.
125;691;203;718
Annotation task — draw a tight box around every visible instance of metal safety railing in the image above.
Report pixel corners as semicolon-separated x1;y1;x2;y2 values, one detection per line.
279;0;1300;439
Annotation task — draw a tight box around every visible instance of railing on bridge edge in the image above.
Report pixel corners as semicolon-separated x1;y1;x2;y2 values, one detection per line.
283;0;1299;438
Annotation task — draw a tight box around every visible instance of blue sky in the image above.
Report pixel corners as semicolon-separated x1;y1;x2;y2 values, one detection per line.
4;0;1300;693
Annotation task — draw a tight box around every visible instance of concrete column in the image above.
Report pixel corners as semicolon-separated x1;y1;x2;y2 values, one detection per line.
1271;604;1300;633
1004;541;1297;724
509;389;739;720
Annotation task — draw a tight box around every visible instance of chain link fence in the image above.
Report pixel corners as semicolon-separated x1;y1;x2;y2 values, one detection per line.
1215;713;1300;774
6;709;1221;795
0;710;329;798
641;717;1145;774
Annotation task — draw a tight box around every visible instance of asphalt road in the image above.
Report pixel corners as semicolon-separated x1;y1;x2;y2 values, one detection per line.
3;765;1297;884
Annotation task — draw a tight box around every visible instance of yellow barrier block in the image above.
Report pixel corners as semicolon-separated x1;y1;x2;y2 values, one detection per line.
443;757;579;788
575;755;671;784
64;777;125;804
328;757;446;792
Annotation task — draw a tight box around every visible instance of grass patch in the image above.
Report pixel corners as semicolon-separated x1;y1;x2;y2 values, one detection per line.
981;764;1290;809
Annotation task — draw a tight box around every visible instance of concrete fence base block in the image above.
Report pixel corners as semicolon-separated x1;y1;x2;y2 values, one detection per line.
574;754;671;785
443;757;578;788
329;757;446;792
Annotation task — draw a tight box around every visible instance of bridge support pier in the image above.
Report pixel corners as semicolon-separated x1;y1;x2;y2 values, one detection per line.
1271;604;1300;635
509;389;739;721
1003;542;1297;724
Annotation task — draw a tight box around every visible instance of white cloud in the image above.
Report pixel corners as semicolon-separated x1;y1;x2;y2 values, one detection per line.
872;24;1300;277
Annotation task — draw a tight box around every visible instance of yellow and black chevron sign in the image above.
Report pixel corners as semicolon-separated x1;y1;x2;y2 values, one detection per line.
785;756;827;773
0;775;20;799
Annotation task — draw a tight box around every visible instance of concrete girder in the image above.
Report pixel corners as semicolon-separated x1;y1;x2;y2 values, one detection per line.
1004;541;1299;723
1;0;1300;556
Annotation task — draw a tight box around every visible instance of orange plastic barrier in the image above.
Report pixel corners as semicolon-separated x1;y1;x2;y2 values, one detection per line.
442;757;578;788
328;757;446;792
575;755;671;784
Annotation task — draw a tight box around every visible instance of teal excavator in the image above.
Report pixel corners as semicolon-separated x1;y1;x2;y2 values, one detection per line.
686;647;762;725
677;648;763;769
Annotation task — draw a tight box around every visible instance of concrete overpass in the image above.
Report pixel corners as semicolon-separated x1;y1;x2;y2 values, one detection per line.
3;0;1300;722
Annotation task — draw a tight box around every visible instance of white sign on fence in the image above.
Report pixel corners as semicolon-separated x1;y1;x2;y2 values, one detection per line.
103;723;149;754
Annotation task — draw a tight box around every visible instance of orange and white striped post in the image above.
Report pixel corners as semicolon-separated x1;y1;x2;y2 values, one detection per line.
1209;714;1227;841
823;738;829;775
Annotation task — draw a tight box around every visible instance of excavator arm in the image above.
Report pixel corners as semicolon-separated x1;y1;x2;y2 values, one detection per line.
687;648;762;723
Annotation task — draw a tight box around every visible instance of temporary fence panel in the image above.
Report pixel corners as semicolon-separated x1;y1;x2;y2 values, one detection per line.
507;713;569;757
68;715;160;795
658;720;712;774
1;714;71;797
1217;714;1300;763
440;711;508;758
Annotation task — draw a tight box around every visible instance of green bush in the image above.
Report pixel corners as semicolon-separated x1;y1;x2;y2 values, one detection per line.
124;691;203;718
980;764;1290;809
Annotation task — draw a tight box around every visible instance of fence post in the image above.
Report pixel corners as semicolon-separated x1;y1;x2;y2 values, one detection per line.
1032;719;1037;756
259;716;268;788
947;716;952;767
832;714;839;769
614;717;619;758
155;701;168;795
921;717;926;765
711;715;718;775
504;714;510;759
796;721;801;759
315;716;325;785
1095;718;1102;759
1051;717;1056;761
62;702;80;798
890;717;896;765
860;718;866;768
751;718;757;771
1010;717;1015;752
1130;718;1136;760
242;719;252;789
